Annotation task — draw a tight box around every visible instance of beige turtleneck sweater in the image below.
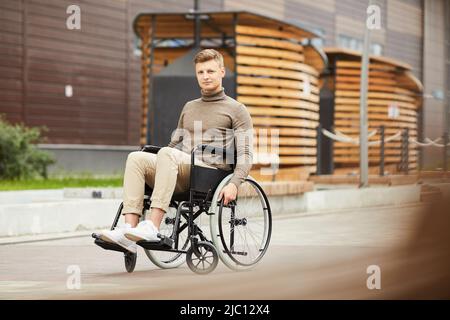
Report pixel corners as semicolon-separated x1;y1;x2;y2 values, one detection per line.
167;88;253;188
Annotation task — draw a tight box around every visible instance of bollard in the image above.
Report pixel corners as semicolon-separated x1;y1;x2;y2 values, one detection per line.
444;132;449;173
316;124;322;175
404;128;409;174
399;128;409;174
379;125;385;176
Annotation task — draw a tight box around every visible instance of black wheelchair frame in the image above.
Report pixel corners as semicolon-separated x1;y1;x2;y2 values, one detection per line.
92;143;272;274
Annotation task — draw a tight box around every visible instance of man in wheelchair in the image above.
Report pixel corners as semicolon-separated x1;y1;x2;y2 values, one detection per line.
99;49;253;254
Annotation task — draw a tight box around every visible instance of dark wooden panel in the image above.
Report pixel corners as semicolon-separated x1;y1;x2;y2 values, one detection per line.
27;106;80;118
27;1;126;32
130;0;192;15
0;7;23;23
26;24;126;51
0;101;22;114
25;95;126;109
83;0;127;10
26;116;125;132
29;61;126;89
0;0;23;11
76;3;127;22
0;18;22;34
0;43;23;56
26;37;126;61
27;111;126;128
26;103;126;115
0;79;22;91
27;14;127;41
0;30;23;45
27;82;125;100
0;65;21;79
27;47;126;71
0;89;22;102
27;70;126;88
0;55;22;68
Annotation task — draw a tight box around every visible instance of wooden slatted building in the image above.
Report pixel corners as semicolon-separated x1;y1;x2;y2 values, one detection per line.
133;11;326;181
322;48;423;174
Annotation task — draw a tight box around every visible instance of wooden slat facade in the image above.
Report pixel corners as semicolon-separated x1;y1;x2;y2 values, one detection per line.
235;23;322;179
0;0;23;124
0;0;138;145
323;48;423;173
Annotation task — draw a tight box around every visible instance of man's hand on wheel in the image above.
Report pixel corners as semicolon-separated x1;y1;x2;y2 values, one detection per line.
218;183;238;205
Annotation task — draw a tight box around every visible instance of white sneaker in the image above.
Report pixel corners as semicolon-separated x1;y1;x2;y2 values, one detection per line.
124;220;160;242
100;223;137;254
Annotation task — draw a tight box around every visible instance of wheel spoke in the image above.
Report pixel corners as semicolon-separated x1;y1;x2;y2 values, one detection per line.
203;259;212;266
244;224;265;256
245;224;264;247
237;226;255;262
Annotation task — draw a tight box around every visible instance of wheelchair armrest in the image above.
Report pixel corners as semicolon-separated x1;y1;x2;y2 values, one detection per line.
141;145;162;154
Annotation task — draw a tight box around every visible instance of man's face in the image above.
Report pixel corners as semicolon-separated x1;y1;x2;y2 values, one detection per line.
195;59;225;93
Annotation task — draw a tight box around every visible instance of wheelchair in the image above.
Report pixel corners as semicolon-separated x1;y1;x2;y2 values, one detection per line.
92;143;272;274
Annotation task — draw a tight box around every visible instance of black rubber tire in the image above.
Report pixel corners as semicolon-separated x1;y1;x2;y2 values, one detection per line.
186;241;219;275
124;252;137;273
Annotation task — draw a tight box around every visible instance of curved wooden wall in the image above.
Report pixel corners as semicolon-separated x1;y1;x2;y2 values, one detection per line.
235;25;322;181
135;13;325;182
326;49;422;173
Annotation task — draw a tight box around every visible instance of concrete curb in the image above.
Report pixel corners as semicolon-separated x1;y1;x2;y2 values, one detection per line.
0;230;96;245
0;199;121;238
0;184;422;239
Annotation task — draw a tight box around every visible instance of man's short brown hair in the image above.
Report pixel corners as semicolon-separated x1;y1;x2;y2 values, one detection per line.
193;49;224;68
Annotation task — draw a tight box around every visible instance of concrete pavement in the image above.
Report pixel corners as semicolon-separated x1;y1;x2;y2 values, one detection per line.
0;202;432;299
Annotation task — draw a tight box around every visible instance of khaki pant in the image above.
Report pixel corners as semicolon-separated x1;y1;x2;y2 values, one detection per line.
122;147;216;216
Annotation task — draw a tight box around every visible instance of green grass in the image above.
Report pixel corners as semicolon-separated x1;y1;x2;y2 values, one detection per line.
0;176;123;191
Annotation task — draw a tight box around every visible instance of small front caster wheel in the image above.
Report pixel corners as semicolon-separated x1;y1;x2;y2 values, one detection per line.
124;252;137;273
186;241;218;274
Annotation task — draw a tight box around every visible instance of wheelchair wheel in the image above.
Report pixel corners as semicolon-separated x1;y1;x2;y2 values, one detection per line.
209;175;272;271
144;205;190;269
124;252;137;273
186;241;219;274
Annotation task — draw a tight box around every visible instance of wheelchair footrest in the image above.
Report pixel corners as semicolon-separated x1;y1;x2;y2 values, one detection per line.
92;233;128;254
136;234;174;250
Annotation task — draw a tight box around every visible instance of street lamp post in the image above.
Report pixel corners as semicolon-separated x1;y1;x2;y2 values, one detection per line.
359;0;374;188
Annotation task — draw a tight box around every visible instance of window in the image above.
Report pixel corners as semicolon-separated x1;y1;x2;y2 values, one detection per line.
371;43;383;56
337;34;383;56
133;35;142;57
311;28;326;48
